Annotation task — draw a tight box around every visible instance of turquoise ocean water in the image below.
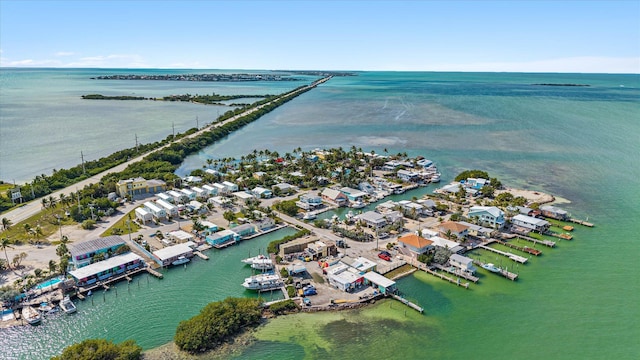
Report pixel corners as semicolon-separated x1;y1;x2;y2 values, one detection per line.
0;69;639;359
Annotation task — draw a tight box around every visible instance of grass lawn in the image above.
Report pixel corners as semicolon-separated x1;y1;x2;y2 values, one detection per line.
101;208;141;237
2;208;74;244
384;264;414;279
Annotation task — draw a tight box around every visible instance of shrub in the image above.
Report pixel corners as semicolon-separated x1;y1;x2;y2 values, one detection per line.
52;338;142;360
269;299;298;315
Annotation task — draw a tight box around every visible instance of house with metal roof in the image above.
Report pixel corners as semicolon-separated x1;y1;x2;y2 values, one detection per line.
222;181;239;192
156;199;179;218
69;236;126;269
540;205;569;220
69;253;144;287
512;214;550;232
468;206;505;229
339;187;367;202
202;184;218;196
135;207;152;224
354;211;387;229
206;229;240;247
449;254;476;274
152;243;194;267
363;271;397;294
143;201;167;220
321;188;348;207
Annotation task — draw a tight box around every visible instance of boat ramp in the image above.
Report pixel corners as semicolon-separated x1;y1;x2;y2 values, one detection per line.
478;244;528;264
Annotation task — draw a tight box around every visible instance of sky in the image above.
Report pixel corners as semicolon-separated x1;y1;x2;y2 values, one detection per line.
1;0;639;73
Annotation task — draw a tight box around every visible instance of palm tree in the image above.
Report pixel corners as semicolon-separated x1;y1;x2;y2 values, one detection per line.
1;217;12;231
41;197;48;209
23;223;32;235
1;237;13;270
48;260;57;275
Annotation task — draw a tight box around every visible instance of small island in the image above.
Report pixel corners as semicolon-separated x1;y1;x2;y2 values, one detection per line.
532;83;590;87
90;73;301;82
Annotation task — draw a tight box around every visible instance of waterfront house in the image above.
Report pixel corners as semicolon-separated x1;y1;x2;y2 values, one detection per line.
296;194;323;210
202;184;218;197
116;177;167;198
135;207;153;224
252;186;273;198
465;178;489;190
468;206;505;229
456;221;495;238
321;188;348;207
70;236;126;269
157;192;174;203
439;221;469;239
398;234;434;254
153;243;194;267
540;205;569;220
512;214;550;232
231;223;256;238
199;220;219;235
439;182;462;194
358;182;376;194
255;217;275;231
143;201;167;221
156;199;179;218
397;169;419;182
354;211;387;229
167;190;187;204
222;181;239;192
205;229;240;247
398;200;424;216
183;175;202;184
339;187;367;202
376;200;397;214
449;254;476;274
423;233;465;254
363;271;397;294
69;253;143;287
179;188;197;201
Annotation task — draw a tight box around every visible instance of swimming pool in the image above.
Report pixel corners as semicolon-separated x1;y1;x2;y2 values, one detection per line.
35;277;63;290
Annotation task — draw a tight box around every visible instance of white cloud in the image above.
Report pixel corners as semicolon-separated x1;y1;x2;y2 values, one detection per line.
0;58;63;67
55;51;75;57
64;54;150;68
428;56;640;74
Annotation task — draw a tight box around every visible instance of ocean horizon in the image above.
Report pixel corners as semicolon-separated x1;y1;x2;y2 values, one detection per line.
0;68;638;359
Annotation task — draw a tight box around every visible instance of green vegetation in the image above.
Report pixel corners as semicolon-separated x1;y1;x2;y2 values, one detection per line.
454;170;490;182
266;228;311;254
174;297;262;354
163;93;265;105
273;199;299;217
51;338;142;360
384;264;414;279
102;210;141;237
269;299;298;315
286;285;296;298
82;94;146;100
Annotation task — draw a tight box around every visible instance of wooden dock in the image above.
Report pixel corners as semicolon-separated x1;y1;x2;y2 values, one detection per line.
145;267;163;279
473;260;518;281
478;244;528;264
194;251;209;260
391;294;424;313
569;218;594;227
433;264;479;283
548;232;573;240
212;239;238;249
515;235;555;247
493;239;541;256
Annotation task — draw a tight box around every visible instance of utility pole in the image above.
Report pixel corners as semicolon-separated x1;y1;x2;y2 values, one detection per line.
172;122;175;138
196;116;199;129
81;151;86;174
135;134;139;152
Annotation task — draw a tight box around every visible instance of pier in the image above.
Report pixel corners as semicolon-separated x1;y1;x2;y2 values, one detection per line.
473;260;518;281
401;255;469;289
493;239;541;256
433;264;479;283
194;251;209;260
478;244;528;263
569;218;594;227
391;294;424;313
548;232;573;240
145;267;163;279
514;235;555;247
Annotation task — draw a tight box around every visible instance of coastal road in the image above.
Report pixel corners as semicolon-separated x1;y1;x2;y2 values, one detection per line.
1;76;333;226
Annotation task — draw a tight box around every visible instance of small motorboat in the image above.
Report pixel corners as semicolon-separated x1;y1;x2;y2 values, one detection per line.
481;263;501;273
60;295;77;314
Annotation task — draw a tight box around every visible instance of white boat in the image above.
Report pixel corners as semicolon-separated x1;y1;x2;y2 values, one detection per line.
22;306;42;325
59;296;77;314
241;254;268;265
302;211;316;220
481;263;501;273
430;173;441;183
350;200;365;209
172;256;190;266
250;258;274;270
242;274;283;291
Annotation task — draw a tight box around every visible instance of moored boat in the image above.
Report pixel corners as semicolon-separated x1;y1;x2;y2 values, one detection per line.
350;200;365;209
481;263;501;273
241;254;268;265
250;258;274;270
302;211;316;220
242;274;283;291
59;296;77;314
21;306;41;325
172;256;190;266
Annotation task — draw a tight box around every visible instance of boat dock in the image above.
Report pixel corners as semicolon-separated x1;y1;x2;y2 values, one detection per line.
569;218;594;227
145;267;163;279
213;239;237;249
548;232;573;240
473;260;518;281
515;235;556;248
433;264;479;283
493;239;541;256
402;255;469;289
391;293;424;313
194;251;209;260
478;244;528;264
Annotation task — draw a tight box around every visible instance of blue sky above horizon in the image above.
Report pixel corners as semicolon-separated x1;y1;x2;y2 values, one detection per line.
1;0;639;73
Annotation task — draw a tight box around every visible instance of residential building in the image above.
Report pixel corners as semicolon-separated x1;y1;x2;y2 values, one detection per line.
512;214;550;232
426;235;465;254
354;211;387;229
231;223;256;238
135;207;152;224
363;271;397;294
205;229;240;247
188;200;207;214
339;187;367;202
340;256;377;273
69;253;143;287
398;234;434;254
156;192;173;203
255;217;275;231
456;221;495;238
69;236;126;269
143;201;167;220
208;196;231;208
156;199;179;218
167;190;187;204
449;254;476;274
296;194;323;210
168;230;194;244
222;181;239;192
115;177;167;198
252;186;273;198
191;186;207;200
468;206;505;229
321;188;348;207
202;184;218;196
272;183;295;195
179;188;196;201
153;243;193;267
540;205;569;220
199;220;219;235
439;221;469;239
465;178;489;190
213;183;228;195
232;191;255;204
397;169;419;182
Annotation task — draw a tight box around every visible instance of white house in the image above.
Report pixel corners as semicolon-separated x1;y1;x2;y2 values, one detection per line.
202;184;218;196
167;190;187;204
222;181;238;192
135;207;153;224
213;183;228;195
179;188;196;201
232;191;255;204
468;206;505;229
156;199;179;218
354;211;387;229
512;214;550;232
449;254;476;274
157;192;173;203
252;186;272;198
168;230;194;243
397;169;419;182
143;201;167;220
191;186;208;200
208;196;231;208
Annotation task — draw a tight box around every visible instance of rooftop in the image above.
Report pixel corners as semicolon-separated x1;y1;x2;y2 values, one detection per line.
153;243;193;261
69;253;142;280
70;236;125;257
398;234;434;248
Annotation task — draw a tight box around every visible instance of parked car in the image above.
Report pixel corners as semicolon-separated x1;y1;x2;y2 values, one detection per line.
303;298;312;306
378;252;391;261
